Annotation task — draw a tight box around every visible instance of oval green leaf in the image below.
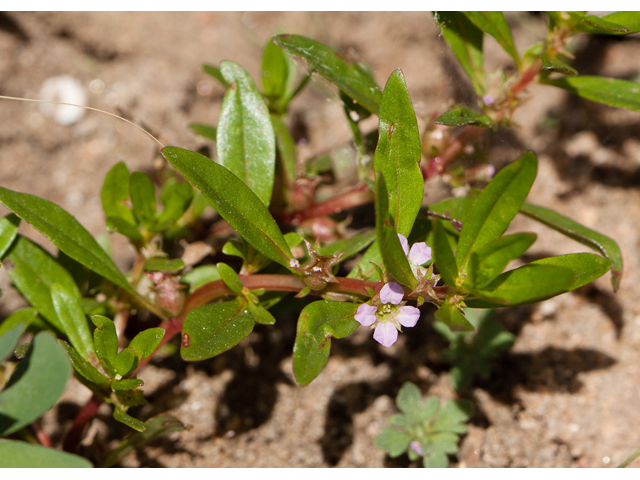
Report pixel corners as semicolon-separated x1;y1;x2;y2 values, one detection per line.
0;332;71;436
51;282;95;361
216;262;244;295
181;298;255;361
58;339;110;387
374;69;423;237
162;146;295;269
435;104;494;128
129;171;157;228
128;327;165;360
542;76;640;112
273;34;382;114
217;60;276;207
101;162;136;233
292;301;359;385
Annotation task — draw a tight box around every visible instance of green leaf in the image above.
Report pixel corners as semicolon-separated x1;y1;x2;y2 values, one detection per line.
271;114;297;185
111;378;144;391
51;283;95;361
0;440;92;467
181;298;254;361
217;60;276;206
433;220;458;286
435;300;474;332
432;399;473;432
600;12;640;34
180;264;220;292
0;322;25;363
395;381;423;416
58;339;110;387
0;186;135;295
375;173;417;288
0;213;19;258
555;11;631;35
144;257;185;273
216;262;244;295
113;407;147;432
346;241;383;282
433;11;485;95
273;34;382;114
542;76;640;112
202;63;229;87
0;332;71;436
468;264;575;307
456;152;537;276
91;315;118;375
292;301;359;385
189;123;217;142
246;302;276;326
374;427;412;457
463;12;520;67
99;415;185;468
163;147;295;269
101;162;137;233
128;328;165;360
155;180;194;230
435;104;494;128
262;38;296;108
468;233;537;288
0;308;37;339
527;253;612;291
374;69;423;237
129;171;157;228
4;236;80;332
112;347;138;377
541;54;578;76
520;202;623;291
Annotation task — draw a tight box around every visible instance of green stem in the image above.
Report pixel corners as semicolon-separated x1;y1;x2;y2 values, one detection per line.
618;446;640;468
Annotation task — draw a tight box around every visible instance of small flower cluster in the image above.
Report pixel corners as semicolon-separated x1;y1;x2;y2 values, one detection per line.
354;235;433;347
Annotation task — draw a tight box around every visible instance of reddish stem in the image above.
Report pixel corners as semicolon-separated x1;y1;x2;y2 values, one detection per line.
32;419;52;447
63;394;103;452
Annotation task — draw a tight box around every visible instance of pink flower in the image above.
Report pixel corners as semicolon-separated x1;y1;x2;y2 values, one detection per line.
410;441;423;456
354;282;421;348
398;234;432;276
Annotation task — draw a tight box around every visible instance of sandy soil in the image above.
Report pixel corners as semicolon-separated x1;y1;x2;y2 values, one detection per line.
1;12;640;467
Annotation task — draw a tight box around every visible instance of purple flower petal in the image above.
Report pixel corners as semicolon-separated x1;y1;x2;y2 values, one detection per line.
410;441;423;456
373;321;398;347
354;303;378;326
397;305;420;327
397;233;409;256
380;282;404;305
409;243;432;265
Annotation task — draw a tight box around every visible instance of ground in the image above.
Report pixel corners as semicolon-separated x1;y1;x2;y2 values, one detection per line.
1;11;640;468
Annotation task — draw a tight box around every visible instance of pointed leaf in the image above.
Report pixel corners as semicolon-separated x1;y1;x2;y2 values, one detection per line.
520;202;623;291
144;257;184;273
0;308;37;339
468;232;537;288
189;123;217;142
463;12;520;67
262;38;296;107
4;236;80;331
181;298;254;361
435;104;494;128
99;415;185;468
101;162;136;231
433;12;485;95
51;283;95;361
456;152;537;276
273;34;382;114
374;69;423;237
292;301;359;385
528;253;612;291
202;63;229;87
0;440;92;467
0;186;135;294
128;328;165;360
0;332;71;436
162;147;295;269
217;60;276;206
433;220;458;286
468;264;575;307
91;315;118;375
58;339;110;387
0;213;19;258
216;262;244;295
542;76;640;112
113;407;147;432
542;54;578;76
600;12;640;34
435;300;474;332
375;173;417;288
271;114;297;185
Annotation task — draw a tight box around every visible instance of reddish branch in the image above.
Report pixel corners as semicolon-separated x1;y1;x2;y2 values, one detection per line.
63;394;103;452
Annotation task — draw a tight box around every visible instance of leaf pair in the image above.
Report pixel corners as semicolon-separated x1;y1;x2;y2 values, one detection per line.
102;162;194;243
